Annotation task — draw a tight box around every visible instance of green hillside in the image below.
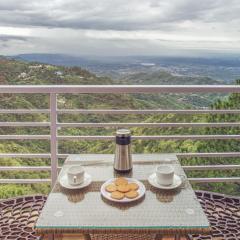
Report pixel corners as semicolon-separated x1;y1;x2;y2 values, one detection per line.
119;70;225;108
0;57;239;198
120;70;223;85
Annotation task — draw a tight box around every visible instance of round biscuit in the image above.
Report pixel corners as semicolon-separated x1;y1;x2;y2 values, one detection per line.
125;190;139;199
128;183;139;191
111;191;125;200
117;184;130;193
115;177;128;186
105;184;117;192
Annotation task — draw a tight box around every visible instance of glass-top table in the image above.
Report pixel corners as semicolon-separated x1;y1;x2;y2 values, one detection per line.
35;154;210;239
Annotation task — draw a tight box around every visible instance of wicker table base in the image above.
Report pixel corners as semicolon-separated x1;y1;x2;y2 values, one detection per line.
43;233;188;240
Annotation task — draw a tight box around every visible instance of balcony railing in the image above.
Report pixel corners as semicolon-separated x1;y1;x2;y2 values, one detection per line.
0;85;240;186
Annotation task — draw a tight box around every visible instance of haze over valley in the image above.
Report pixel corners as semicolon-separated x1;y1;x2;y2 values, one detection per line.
14;54;240;83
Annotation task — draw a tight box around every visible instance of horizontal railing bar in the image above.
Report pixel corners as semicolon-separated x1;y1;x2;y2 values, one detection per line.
0;135;50;140
57;109;240;115
2;122;239;128
0;152;239;158
188;177;240;183
0;179;51;184
0;109;50;114
2;109;239;115
58;122;240;128
0;153;51;158
57;154;68;158
0;166;51;171
1;165;239;172
136;135;240;140
57;152;240;158
183;165;240;171
1;109;240;115
0;122;50;127
1;85;240;93
1;122;239;128
58;135;114;140
177;152;240;157
57;135;240;140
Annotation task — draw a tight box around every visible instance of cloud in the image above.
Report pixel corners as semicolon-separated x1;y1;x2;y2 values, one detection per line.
0;35;28;42
0;0;239;31
0;0;240;55
0;35;29;52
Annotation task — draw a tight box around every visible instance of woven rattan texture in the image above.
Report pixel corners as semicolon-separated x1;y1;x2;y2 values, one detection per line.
90;234;156;240
188;191;240;240
0;195;46;240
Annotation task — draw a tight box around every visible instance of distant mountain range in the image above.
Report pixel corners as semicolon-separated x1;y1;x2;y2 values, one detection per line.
13;53;240;67
118;70;222;85
12;53;240;83
13;53;96;67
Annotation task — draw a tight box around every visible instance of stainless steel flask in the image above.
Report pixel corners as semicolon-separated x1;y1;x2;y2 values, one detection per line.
114;129;132;172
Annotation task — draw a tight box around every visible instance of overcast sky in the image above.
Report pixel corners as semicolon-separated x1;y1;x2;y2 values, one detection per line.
0;0;240;56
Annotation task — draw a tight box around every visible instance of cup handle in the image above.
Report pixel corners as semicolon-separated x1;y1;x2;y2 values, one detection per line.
179;174;187;189
73;176;77;184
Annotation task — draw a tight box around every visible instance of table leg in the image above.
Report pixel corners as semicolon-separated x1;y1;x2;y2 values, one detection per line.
175;235;181;240
47;233;54;240
155;234;162;239
83;234;91;240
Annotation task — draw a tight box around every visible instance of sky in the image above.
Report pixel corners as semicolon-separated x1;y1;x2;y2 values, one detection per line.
0;0;240;56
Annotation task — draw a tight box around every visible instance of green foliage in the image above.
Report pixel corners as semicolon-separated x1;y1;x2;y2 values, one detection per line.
0;184;33;198
0;184;51;198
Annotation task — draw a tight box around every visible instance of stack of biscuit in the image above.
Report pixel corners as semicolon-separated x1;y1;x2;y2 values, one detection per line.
105;177;139;200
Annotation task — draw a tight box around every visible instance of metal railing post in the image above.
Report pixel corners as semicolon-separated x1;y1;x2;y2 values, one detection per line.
50;93;58;187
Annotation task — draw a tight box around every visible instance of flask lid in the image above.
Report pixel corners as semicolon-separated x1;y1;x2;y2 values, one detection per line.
116;129;131;137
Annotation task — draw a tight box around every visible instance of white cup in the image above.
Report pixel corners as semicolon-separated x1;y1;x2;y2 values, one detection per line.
156;165;174;186
67;165;85;185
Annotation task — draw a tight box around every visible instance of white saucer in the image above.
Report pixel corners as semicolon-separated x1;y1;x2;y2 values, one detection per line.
148;173;182;190
59;173;92;190
101;178;145;203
